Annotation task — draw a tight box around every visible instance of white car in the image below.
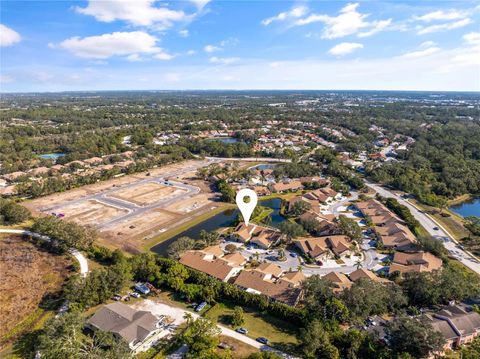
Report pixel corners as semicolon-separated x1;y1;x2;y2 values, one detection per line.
130;292;141;298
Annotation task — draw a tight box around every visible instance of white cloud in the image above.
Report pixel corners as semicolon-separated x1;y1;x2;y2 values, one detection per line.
0;24;21;47
400;46;440;59
204;44;221;53
187;50;197;55
358;19;392;37
190;0;211;10
414;9;467;22
417;18;473;35
420;41;437;48
328;42;363;56
58;31;171;60
463;32;480;45
154;51;174;60
209;56;239;64
75;0;188;28
290;3;390;39
126;54;143;62
261;6;308;26
179;30;189;37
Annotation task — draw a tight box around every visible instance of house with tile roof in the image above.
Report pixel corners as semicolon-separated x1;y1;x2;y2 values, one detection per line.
424;304;480;355
232;223;283;249
389;251;443;275
86;302;163;353
179;246;247;282
234;263;305;306
322;271;352;293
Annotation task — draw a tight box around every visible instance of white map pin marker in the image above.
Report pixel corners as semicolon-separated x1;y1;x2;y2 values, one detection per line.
236;188;258;227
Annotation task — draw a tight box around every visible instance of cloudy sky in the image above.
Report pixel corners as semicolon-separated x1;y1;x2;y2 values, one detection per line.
1;0;479;92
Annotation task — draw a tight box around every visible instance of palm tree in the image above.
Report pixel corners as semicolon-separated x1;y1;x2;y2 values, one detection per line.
355;259;363;270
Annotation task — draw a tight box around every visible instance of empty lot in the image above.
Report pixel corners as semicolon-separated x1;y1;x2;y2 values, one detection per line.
23;159;221;252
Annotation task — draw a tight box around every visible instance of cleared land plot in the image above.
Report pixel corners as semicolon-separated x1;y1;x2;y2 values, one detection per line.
0;235;70;347
55;199;127;225
101;209;178;251
164;192;212;214
111;182;186;206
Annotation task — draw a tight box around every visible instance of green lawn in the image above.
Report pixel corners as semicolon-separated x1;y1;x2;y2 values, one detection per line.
203;302;299;353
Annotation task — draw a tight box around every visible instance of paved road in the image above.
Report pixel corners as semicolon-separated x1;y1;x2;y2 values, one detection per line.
0;228;89;277
366;182;480;275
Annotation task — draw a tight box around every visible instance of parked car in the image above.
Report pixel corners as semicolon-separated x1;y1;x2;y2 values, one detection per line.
218;342;233;350
130;292;140;298
236;327;248;334
195;301;207;312
256;337;268;344
289;252;297;258
112;295;122;301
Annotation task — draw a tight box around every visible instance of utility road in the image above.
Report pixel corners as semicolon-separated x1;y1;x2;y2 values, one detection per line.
366;182;480;275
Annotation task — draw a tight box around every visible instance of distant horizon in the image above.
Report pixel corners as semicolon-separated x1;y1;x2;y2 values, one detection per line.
2;88;480;95
1;1;479;92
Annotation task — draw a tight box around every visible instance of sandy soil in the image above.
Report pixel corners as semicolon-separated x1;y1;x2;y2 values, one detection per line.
0;235;70;345
54;199;128;225
111;182;186;206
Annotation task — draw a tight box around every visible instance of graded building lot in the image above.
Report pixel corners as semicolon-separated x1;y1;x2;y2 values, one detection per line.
23;159;222;252
54;199;128;226
111;181;186;206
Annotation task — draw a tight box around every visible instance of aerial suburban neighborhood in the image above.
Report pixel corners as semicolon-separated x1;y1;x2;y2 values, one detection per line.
1;1;480;359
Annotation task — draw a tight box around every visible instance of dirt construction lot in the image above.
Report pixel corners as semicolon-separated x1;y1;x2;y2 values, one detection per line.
23;159;221;252
54;199;128;226
111;182;187;206
0;235;70;347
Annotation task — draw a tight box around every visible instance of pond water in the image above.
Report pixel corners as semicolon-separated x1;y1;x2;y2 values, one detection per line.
449;197;480;218
249;164;276;171
38;153;66;160
150;197;285;256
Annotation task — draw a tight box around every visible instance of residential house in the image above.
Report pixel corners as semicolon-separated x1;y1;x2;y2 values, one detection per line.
389;251;442;275
349;268;390;283
179;245;247;282
298;211;339;236
234;263;305;306
268;180;303;193
295;235;352;261
323;271;352;293
86;302;164;353
2;171;27;182
423;304;480;354
355;199;416;250
232;223;282;249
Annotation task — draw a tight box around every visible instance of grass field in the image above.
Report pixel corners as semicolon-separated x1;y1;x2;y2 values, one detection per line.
204;302;299;352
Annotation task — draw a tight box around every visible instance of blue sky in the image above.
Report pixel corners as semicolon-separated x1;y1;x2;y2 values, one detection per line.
1;0;479;92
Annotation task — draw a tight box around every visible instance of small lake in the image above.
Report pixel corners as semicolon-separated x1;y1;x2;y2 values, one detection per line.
38;153;66;160
449;197;480;218
151;197;285;256
249;164;276;171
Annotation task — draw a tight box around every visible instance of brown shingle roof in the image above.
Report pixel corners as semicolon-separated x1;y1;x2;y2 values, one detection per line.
179;251;238;281
389;251;442;274
87;302;158;345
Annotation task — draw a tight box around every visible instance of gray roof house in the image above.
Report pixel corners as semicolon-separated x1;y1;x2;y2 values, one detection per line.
86;302;163;353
